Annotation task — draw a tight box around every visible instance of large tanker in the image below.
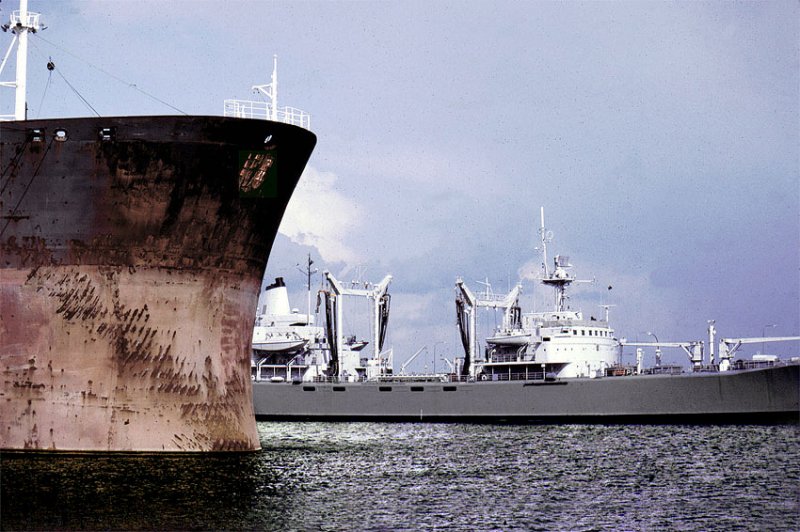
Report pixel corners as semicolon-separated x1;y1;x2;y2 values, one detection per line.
0;3;316;451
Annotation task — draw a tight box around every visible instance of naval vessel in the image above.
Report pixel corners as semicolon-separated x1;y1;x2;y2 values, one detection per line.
252;210;799;423
0;2;315;451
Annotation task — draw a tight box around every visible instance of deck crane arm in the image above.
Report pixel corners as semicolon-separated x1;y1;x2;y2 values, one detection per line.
621;340;704;368
718;336;800;368
400;346;427;375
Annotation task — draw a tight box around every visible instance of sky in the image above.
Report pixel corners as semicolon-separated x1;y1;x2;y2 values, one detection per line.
7;0;798;371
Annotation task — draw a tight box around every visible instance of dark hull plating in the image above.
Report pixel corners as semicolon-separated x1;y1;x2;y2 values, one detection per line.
253;364;799;424
0;116;315;451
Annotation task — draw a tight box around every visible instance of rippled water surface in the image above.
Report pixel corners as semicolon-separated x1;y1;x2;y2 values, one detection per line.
2;423;798;530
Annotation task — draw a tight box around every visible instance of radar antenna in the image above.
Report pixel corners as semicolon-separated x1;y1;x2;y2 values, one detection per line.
537;207;593;312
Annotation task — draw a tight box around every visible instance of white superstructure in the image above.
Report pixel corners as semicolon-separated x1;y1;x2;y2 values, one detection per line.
251;276;327;382
456;208;621;380
251;266;395;383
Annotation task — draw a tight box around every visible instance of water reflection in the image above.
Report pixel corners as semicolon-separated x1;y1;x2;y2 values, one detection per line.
1;451;288;531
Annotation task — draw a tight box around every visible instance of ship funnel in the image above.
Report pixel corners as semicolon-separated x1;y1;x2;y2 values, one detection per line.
263;277;291;316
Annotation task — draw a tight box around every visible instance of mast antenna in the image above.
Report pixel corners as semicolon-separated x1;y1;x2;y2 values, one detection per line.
537;208;593;312
537;207;555;277
296;253;318;324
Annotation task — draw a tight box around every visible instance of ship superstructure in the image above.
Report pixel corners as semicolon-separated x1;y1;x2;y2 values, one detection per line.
251;265;393;384
457;208;620;381
251;273;328;383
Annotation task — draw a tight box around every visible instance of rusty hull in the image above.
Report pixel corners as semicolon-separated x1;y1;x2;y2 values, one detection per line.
0;116;316;451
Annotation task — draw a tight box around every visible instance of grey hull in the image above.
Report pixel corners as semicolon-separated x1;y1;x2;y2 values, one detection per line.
253;365;799;423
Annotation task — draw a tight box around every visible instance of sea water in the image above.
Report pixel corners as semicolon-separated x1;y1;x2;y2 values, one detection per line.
2;422;798;531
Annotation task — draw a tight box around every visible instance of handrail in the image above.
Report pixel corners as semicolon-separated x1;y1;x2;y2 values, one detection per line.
11;10;40;28
223;99;311;129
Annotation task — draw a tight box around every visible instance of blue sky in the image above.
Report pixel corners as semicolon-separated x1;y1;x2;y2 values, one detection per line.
10;0;798;370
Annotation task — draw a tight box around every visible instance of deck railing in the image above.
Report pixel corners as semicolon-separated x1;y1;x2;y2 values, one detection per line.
223;99;311;129
278;373;553;384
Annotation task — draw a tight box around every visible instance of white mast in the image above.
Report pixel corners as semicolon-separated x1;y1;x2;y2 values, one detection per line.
538;207;592;313
539;206;549;277
252;55;278;121
298;254;317;325
0;0;43;121
14;0;29;120
270;55;277;121
707;320;716;367
224;55;311;129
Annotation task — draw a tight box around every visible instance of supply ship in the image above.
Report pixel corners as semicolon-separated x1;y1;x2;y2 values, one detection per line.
0;2;315;451
252;209;799;423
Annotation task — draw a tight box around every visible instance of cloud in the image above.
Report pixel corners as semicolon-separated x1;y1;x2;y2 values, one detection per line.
383;290;458;372
278;166;363;265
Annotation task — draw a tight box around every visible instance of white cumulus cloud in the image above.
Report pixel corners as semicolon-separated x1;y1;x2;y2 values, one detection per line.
278;166;363;265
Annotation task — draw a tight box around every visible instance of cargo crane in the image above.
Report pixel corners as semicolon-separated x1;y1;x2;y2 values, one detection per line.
717;335;800;371
323;271;392;381
620;339;703;373
455;278;522;376
399;347;428;375
623;320;800;372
